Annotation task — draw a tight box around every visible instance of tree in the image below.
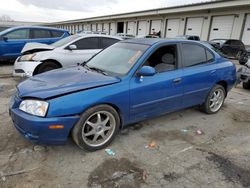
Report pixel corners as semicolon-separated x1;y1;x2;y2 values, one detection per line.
0;15;14;22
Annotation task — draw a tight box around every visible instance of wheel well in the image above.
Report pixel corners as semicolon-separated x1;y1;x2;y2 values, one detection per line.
69;103;123;138
217;81;228;94
33;59;62;75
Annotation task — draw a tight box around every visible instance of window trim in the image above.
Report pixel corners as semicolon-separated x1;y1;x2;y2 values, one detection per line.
180;42;215;68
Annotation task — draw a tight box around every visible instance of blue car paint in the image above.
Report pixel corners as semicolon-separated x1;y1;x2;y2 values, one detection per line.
9;39;236;145
0;26;69;61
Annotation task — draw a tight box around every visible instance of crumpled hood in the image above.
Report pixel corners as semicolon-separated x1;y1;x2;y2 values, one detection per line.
21;42;55;54
17;66;121;99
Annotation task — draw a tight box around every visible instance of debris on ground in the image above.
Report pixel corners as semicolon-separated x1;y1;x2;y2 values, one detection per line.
174;146;194;156
195;129;204;135
105;149;116;156
180;128;189;133
142;169;148;181
145;141;157;149
0;167;38;181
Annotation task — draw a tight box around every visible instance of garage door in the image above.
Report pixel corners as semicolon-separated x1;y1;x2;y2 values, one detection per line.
97;23;102;31
137;21;149;36
92;24;97;31
185;17;204;37
209;15;235;40
127;21;136;35
242;14;250;45
110;22;116;35
165;19;181;38
150;20;162;34
103;23;109;34
84;24;91;31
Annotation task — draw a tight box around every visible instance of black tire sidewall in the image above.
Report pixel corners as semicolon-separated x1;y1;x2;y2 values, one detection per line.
243;81;250;90
37;61;60;74
203;85;226;114
72;105;120;151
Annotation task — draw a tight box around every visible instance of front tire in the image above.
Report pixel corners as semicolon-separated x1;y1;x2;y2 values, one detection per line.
201;85;226;114
72;105;120;151
35;61;60;75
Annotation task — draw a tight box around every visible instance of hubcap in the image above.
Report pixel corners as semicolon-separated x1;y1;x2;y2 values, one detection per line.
82;111;116;147
209;89;224;112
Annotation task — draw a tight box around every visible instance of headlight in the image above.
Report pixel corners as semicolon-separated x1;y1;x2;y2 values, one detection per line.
18;54;36;62
19;100;49;117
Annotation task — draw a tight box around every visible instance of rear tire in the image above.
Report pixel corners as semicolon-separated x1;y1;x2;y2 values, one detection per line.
243;81;250;90
72;105;120;151
35;61;60;75
200;85;226;114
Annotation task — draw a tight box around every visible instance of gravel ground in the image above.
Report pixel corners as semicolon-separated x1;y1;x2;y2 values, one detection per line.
0;62;250;188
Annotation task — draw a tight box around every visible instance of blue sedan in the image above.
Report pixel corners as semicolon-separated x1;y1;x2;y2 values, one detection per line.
9;39;236;151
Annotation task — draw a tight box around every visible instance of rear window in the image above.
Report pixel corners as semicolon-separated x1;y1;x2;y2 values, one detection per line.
101;38;119;48
51;30;64;38
73;37;99;49
32;29;51;39
182;43;207;67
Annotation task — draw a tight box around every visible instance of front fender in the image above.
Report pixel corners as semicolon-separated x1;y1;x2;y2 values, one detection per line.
46;81;130;126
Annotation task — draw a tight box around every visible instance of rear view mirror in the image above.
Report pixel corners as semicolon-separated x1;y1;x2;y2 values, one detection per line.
68;44;77;50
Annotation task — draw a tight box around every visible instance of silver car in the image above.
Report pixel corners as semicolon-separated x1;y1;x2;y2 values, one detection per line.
13;34;122;77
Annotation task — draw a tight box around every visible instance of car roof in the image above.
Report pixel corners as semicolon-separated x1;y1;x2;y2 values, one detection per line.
2;26;68;32
75;34;123;40
120;38;201;46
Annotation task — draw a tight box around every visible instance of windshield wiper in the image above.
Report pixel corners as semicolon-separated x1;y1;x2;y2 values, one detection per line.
88;66;109;76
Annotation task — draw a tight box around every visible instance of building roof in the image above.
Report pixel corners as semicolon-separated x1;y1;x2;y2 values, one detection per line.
45;0;250;25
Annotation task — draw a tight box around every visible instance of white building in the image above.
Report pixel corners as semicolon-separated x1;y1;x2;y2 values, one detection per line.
46;0;250;45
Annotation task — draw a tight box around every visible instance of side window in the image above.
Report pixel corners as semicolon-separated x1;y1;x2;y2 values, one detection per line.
182;44;207;67
206;49;214;62
51;31;64;38
72;37;99;50
32;29;51;39
101;38;119;49
5;29;30;39
143;45;177;73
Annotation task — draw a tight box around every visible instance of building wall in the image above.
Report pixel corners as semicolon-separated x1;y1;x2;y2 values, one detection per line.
50;3;250;45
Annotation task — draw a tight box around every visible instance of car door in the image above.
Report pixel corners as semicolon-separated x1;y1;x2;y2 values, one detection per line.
181;43;217;108
129;44;183;121
60;37;101;67
2;28;30;59
30;29;53;44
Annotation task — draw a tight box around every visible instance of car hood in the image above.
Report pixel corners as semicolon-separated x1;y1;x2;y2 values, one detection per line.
17;66;121;99
21;42;55;54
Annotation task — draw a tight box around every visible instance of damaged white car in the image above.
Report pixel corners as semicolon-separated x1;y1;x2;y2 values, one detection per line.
13;34;122;77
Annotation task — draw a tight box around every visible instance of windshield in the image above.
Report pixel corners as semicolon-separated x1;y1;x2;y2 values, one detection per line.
86;43;149;76
52;35;81;47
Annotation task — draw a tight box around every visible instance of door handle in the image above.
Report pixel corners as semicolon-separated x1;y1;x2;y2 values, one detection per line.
173;78;182;83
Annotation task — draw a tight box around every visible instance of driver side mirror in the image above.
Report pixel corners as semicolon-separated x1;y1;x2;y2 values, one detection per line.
2;36;8;42
68;44;77;50
137;66;156;77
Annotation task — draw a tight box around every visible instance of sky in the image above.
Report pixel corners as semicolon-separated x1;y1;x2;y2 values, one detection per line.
0;0;215;23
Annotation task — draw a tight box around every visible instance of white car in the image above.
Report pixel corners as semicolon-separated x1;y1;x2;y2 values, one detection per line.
13;34;122;77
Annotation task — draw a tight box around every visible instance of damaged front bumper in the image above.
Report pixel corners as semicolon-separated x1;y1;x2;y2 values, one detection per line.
13;58;42;77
